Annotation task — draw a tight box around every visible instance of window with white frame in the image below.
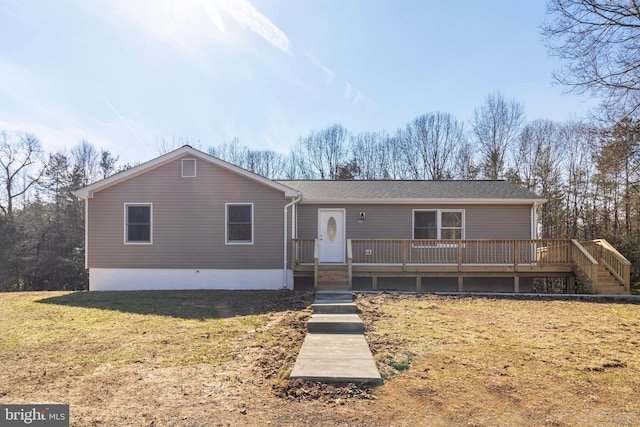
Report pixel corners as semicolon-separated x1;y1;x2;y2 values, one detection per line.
182;158;196;177
413;209;464;240
226;203;253;244
125;203;152;244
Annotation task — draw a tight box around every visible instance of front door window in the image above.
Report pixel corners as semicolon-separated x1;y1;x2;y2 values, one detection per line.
327;216;337;241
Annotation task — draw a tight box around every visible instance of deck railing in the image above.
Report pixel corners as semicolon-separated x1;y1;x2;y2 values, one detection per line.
290;238;630;293
347;239;572;266
581;239;631;292
292;238;316;264
293;238;575;266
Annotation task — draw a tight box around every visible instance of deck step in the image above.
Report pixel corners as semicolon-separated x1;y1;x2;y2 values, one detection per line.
315;291;353;301
595;285;627;294
307;314;364;333
317;265;350;290
312;302;358;314
317;282;351;291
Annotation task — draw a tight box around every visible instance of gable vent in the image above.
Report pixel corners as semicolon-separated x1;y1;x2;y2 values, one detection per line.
182;158;196;177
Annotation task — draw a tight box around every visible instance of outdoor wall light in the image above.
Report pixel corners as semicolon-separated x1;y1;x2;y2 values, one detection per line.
359;211;366;221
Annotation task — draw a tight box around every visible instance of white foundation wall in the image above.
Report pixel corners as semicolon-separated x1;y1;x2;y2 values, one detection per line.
89;268;294;291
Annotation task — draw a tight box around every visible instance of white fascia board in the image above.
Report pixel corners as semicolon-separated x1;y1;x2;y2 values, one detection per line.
73;146;300;199
299;198;547;205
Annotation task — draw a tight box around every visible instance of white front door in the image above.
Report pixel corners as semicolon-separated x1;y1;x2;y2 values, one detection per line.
318;209;345;263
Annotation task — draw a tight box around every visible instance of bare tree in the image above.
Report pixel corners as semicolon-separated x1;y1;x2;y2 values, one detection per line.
208;138;249;169
0;132;43;216
542;0;640;117
156;136;198;155
245;150;287;179
454;142;481;180
561;121;597;239
350;131;396;179
295;124;348;179
402;113;465;180
71;140;99;186
472;92;524;179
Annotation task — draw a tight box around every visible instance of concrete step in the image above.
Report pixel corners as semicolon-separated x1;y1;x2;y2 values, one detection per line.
289;334;382;384
307;314;364;333
312;302;358;314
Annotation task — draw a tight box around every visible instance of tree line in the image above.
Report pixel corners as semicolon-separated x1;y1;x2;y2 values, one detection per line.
1;91;638;291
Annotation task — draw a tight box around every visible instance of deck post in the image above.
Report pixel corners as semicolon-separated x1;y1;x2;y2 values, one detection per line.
372;276;378;291
313;239;319;291
416;275;422;292
513;276;520;292
457;275;463;291
347;239;353;290
291;240;296;271
402;240;407;271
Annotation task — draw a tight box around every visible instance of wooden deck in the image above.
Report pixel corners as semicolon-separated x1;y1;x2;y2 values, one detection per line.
291;239;631;294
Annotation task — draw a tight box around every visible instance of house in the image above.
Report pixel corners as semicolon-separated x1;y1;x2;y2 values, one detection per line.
74;146;631;294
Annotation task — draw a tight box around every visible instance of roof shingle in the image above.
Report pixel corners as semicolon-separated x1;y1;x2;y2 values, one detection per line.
276;180;544;203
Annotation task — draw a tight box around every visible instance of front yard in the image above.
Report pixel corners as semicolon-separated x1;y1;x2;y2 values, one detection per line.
1;290;639;426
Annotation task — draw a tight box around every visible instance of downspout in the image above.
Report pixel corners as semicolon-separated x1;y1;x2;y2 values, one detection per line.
283;195;302;288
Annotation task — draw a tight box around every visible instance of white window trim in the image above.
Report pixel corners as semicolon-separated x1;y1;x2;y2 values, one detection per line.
412;209;465;245
225;203;254;245
124;203;153;245
182;158;196;177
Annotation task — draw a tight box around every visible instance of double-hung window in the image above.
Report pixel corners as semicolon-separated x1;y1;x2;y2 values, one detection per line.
413;209;464;240
226;203;253;244
125;203;152;244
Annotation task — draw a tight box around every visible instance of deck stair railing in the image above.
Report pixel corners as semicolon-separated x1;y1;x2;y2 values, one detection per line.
580;239;631;293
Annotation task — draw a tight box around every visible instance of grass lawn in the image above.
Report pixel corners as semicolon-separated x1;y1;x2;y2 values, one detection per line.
1;291;639;426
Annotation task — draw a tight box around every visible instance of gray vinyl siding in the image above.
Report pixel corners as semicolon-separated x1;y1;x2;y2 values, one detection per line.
87;156;289;269
296;204;533;239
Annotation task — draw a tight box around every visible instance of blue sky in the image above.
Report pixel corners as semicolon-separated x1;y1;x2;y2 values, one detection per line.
1;0;594;164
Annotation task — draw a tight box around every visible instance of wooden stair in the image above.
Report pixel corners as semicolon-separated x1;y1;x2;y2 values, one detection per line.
594;264;627;294
316;265;350;291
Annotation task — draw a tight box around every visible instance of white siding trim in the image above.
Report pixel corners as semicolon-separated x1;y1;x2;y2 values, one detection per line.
89;268;293;290
84;198;89;269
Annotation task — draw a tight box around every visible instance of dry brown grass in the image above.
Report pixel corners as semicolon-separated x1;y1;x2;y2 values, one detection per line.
1;291;639;426
358;294;640;426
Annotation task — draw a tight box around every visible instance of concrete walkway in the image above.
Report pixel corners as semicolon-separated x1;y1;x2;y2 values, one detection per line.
290;291;382;384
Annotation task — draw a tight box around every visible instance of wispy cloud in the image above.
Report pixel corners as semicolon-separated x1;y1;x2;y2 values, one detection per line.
101;0;290;57
302;50;375;111
303;50;335;83
343;80;367;106
102;97;152;152
216;0;291;55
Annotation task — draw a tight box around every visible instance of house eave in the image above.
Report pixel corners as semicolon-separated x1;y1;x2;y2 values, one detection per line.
299;198;547;205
